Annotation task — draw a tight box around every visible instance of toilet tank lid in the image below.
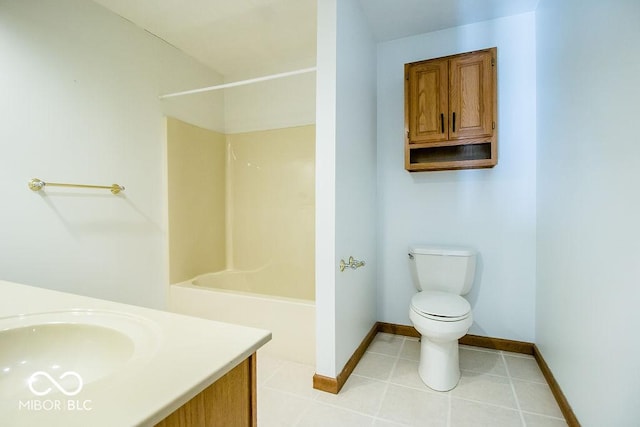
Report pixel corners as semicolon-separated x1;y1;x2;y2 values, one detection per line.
409;245;476;257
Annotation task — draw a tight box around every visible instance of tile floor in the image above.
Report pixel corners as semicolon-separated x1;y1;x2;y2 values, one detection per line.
257;333;567;426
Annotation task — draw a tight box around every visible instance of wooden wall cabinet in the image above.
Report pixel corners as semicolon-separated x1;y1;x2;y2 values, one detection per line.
405;48;497;171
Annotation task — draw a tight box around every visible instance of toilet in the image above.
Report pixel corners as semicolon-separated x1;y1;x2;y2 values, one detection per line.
408;245;476;391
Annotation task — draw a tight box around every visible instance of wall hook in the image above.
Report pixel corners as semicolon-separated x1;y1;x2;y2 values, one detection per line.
339;256;365;272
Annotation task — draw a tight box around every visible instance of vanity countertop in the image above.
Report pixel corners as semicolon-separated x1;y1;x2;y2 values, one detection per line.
0;280;271;426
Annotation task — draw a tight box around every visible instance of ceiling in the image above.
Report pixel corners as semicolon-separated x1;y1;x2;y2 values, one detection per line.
92;0;538;81
91;0;317;80
360;0;539;41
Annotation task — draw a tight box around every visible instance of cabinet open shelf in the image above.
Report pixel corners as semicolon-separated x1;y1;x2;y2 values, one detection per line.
406;137;496;171
409;141;492;163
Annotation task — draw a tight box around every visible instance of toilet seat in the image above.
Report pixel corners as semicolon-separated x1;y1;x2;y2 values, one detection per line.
411;291;471;322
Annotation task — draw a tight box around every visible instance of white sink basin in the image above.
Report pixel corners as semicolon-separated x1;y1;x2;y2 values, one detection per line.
0;310;160;399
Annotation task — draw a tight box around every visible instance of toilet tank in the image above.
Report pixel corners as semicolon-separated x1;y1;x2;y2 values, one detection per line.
408;245;477;295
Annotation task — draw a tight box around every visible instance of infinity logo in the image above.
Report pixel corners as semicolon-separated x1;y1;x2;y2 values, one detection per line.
27;371;84;397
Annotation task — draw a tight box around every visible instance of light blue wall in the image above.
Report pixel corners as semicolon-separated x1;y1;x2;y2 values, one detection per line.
334;0;378;373
376;13;537;342
316;0;378;377
536;0;640;424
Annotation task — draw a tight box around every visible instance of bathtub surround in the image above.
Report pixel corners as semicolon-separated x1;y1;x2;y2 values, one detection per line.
167;118;226;284
228;126;316;301
167;121;316;364
167;120;316;301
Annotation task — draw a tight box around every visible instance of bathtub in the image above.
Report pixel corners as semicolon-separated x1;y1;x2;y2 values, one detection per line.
170;270;315;365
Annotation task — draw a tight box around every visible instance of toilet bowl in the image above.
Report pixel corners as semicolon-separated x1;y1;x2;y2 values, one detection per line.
409;291;473;391
407;246;477;391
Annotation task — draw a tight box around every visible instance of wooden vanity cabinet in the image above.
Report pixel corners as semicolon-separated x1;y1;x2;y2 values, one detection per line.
156;354;257;427
405;48;497;171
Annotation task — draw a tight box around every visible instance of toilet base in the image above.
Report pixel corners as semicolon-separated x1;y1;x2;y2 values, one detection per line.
418;336;460;391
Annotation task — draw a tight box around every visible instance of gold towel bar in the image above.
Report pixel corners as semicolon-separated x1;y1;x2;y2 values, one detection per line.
28;178;125;195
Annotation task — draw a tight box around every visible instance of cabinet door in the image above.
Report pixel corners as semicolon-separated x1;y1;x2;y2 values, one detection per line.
156;355;256;427
449;50;494;140
406;59;448;143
